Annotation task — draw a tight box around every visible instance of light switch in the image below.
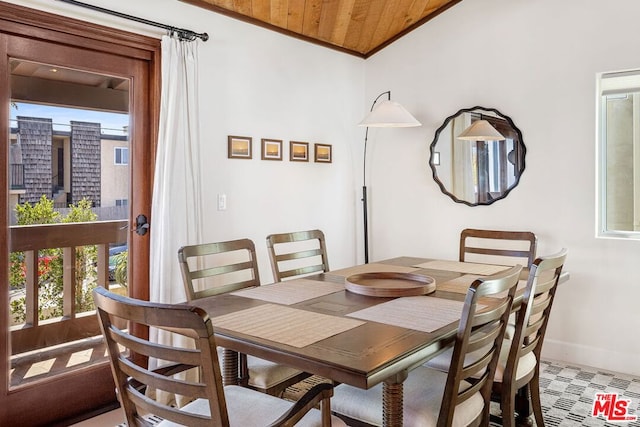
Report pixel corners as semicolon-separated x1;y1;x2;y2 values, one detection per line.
217;194;227;211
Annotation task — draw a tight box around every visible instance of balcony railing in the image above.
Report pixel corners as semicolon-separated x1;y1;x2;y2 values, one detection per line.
9;220;127;355
9;163;25;190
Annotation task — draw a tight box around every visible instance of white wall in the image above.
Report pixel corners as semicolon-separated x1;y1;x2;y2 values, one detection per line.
364;0;640;375
7;0;365;282
193;9;364;281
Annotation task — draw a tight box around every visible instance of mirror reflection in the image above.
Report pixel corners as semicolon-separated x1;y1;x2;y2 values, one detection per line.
429;107;525;206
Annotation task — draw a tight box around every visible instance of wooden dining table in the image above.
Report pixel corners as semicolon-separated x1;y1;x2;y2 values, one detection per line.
190;256;551;427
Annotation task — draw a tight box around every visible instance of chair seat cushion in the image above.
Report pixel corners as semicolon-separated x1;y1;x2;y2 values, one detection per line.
494;342;536;383
423;339;537;383
246;355;305;389
158;385;347;427
332;366;484;427
217;347;304;390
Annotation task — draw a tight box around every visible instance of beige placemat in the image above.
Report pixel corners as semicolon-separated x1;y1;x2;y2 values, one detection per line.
413;260;510;276
326;263;420;278
437;274;481;294
347;296;466;333
230;279;344;305
438;275;527;296
213;304;364;348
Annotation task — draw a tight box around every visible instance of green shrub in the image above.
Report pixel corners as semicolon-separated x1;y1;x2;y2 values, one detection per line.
10;196;101;323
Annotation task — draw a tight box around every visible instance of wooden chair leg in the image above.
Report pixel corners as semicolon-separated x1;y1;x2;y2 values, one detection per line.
501;384;517;427
530;370;545;427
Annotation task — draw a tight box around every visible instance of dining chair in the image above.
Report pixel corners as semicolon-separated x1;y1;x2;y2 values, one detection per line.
460;228;538;342
266;229;330;282
331;264;523;427
459;228;537;268
424;249;567;427
178;239;309;396
178;238;261;301
93;287;346;427
490;249;567;427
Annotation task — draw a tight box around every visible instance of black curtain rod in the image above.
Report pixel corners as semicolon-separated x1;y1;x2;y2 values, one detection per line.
57;0;209;42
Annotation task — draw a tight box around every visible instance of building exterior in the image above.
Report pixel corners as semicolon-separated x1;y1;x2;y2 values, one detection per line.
9;116;129;223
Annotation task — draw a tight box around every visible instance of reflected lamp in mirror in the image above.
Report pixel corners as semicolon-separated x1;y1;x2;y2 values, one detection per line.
457;120;506;141
429;106;525;206
597;70;640;238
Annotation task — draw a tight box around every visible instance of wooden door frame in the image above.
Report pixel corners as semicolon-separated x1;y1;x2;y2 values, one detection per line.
0;3;159;425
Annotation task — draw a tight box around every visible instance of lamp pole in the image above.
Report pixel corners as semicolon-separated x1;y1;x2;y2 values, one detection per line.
362;127;370;263
362;181;369;263
362;91;391;264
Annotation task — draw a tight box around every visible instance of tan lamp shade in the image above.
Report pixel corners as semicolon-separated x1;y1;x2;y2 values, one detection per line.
358;100;421;127
457;119;505;141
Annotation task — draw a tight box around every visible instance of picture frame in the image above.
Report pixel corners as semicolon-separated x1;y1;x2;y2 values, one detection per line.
261;138;283;161
228;135;252;159
290;141;309;162
314;143;332;163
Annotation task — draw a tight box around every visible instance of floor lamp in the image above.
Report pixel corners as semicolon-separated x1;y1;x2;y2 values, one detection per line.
359;91;421;263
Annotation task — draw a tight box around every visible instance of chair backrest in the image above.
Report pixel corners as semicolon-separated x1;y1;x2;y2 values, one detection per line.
459;228;537;268
93;286;228;427
439;264;522;426
266;229;329;282
503;249;567;385
178;238;261;302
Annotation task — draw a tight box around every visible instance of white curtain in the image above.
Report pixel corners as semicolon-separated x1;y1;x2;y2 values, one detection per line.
148;34;204;405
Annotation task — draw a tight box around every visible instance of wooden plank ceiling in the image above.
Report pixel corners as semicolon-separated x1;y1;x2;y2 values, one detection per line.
180;0;462;58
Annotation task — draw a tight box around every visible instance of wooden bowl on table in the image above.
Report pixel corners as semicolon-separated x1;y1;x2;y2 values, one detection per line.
345;272;436;297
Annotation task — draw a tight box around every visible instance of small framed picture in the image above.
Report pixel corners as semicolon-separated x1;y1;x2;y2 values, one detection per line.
314;143;332;163
228;135;252;159
290;141;309;162
261;138;283;161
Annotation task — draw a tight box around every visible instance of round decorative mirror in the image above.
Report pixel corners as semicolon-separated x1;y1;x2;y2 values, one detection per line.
429;106;525;206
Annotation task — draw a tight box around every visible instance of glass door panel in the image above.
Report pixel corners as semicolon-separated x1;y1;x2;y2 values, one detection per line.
8;60;130;388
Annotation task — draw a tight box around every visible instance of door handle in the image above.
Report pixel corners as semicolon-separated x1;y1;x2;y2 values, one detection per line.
133;214;150;236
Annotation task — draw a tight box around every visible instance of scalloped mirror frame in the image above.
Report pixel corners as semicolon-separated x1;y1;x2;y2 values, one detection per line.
429;106;526;206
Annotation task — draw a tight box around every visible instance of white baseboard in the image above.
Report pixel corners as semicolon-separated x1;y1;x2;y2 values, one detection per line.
542;338;640;377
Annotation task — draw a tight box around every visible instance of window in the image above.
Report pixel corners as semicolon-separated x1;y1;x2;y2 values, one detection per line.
115;199;128;207
597;70;640;238
114;147;128;165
